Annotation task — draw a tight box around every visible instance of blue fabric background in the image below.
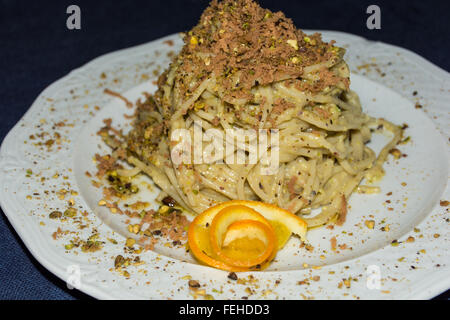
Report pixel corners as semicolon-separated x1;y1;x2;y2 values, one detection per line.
0;0;448;300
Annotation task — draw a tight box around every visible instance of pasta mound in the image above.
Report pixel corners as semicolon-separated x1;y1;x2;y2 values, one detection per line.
100;0;402;227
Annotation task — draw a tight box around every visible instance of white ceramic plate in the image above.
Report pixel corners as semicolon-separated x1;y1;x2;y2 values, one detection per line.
0;31;449;299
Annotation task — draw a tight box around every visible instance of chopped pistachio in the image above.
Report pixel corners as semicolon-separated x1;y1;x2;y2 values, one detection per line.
389;148;402;159
343;278;351;288
194;101;205;111
364;220;375;229
63;207;77;217
126;238;136;248
188;280;201;288
287;39;298;50
107;238;118;244
115;255;126;268
190;36;198;46
158;205;170;214
49;211;62;219
291;56;301;63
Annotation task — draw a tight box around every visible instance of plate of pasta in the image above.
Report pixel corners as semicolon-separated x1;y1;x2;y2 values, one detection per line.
0;0;449;299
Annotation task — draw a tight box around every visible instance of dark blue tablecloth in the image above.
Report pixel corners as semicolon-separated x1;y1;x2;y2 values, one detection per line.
0;0;448;300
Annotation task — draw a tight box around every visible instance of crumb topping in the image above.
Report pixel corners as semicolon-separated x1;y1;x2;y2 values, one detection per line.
158;0;344;104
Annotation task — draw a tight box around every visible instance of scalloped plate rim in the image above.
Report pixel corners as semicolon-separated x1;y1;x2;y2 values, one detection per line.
0;30;449;300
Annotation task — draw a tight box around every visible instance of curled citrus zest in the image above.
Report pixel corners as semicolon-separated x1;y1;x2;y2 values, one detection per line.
208;205;276;268
209;205;270;247
187;200;308;271
212;218;276;268
188;214;249;272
